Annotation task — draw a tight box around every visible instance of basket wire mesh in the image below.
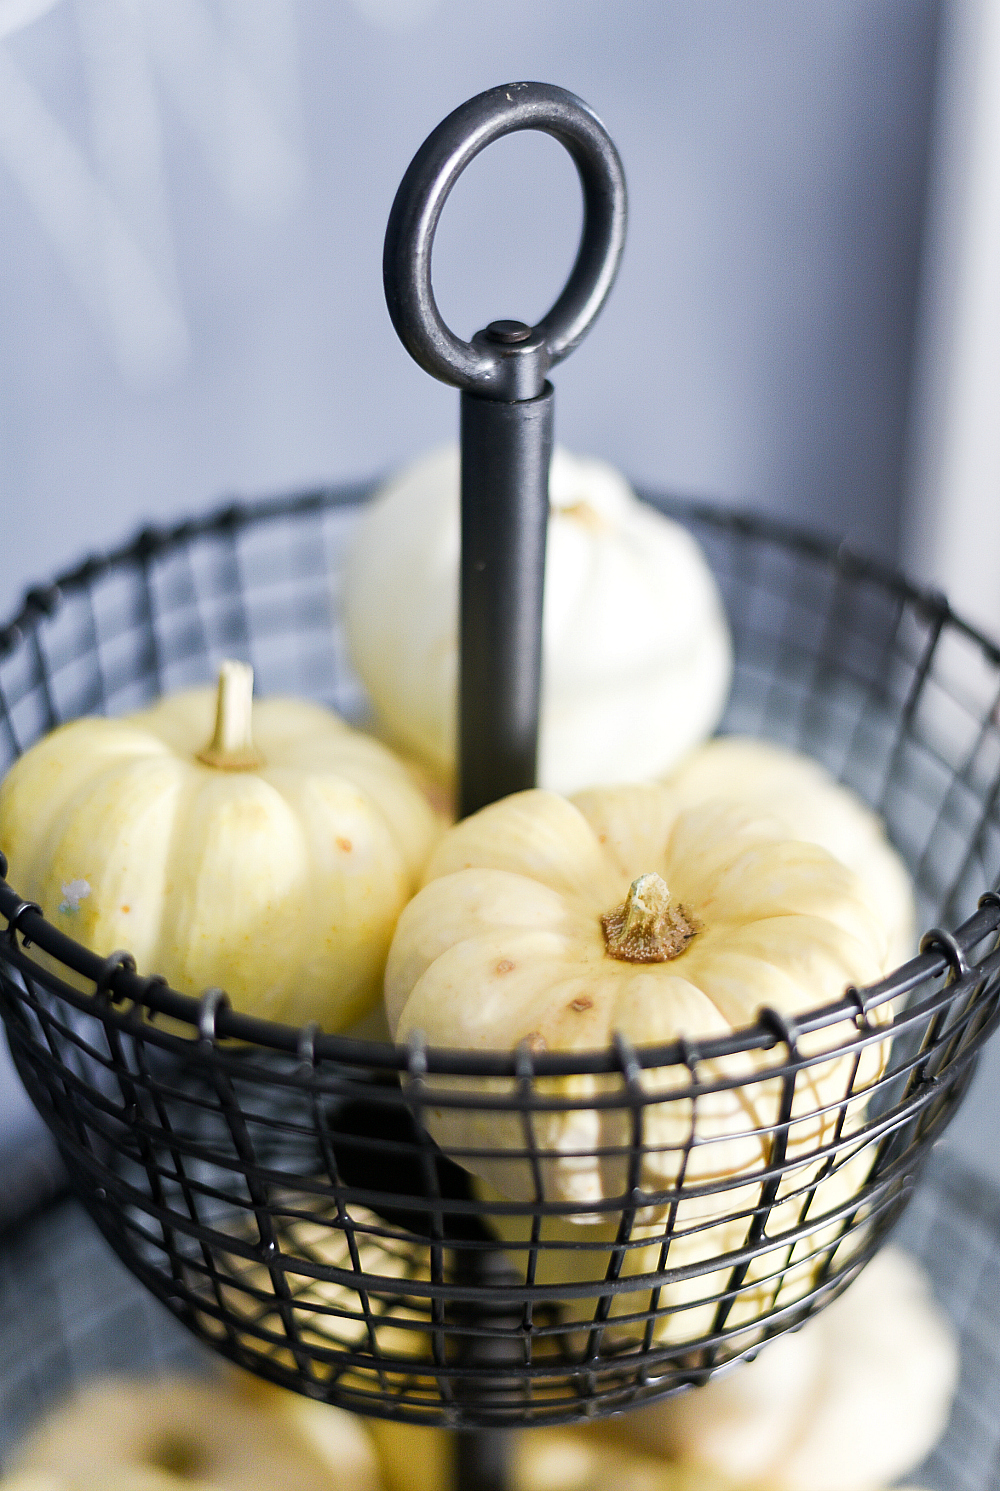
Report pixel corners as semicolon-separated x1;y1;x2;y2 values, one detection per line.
2;1145;994;1491
0;482;999;1429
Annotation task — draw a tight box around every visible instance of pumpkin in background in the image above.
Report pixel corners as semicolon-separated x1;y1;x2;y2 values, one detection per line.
615;1246;958;1491
342;445;732;796
4;1371;380;1491
200;1195;434;1395
370;1417;766;1491
0;1473;218;1491
664;737;916;968
370;1389;942;1491
471;1140;876;1351
0;661;441;1030
385;784;891;1218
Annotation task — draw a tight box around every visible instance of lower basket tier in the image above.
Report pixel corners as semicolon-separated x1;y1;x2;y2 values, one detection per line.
0;1145;995;1490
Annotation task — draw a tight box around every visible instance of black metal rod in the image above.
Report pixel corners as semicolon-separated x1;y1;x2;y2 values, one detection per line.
451;1231;525;1491
455;1429;511;1491
459;369;553;818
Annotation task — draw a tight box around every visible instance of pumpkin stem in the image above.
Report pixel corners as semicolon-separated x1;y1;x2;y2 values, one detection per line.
196;659;266;771
602;872;698;963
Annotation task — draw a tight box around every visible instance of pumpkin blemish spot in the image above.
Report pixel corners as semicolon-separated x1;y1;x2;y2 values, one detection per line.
59;879;91;915
523;1031;547;1053
120;905;130;914
570;996;593;1012
336;837;352;853
496;958;515;975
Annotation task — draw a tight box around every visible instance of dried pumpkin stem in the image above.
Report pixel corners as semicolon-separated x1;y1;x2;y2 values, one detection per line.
196;659;266;771
602;871;698;963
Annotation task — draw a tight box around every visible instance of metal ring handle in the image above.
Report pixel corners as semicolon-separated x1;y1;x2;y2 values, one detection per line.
383;81;627;393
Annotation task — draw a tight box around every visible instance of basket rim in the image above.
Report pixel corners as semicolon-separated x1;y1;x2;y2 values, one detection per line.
1;478;999;1078
3;852;998;1080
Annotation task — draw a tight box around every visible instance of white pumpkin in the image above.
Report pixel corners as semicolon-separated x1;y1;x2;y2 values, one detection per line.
618;1246;958;1491
370;1419;756;1491
6;1372;380;1491
342;444;733;795
369;1414;935;1491
385;784;891;1219
511;1429;752;1491
0;661;441;1030
204;1197;431;1365
473;1139;877;1350
664;738;916;968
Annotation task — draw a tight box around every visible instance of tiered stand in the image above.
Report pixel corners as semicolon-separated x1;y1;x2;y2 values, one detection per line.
2;83;1000;1491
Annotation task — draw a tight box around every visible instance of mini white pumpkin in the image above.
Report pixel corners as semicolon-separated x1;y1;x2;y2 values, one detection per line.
0;661;441;1030
473;1140;876;1350
385;784;891;1218
618;1246;958;1491
0;1473;216;1491
6;1371;380;1491
370;1419;756;1491
664;737;916;968
342;444;733;795
369;1408;935;1491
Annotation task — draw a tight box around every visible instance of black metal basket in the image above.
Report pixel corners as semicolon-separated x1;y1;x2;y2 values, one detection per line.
1;481;999;1433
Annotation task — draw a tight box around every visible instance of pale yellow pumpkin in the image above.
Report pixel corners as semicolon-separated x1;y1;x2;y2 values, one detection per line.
371;1418;763;1491
342;445;733;795
617;1246;958;1491
370;1399;936;1491
6;1371;380;1491
202;1194;432;1381
0;661;440;1029
512;1428;770;1491
385;785;892;1220
664;738;916;968
0;1473;219;1491
473;1137;876;1355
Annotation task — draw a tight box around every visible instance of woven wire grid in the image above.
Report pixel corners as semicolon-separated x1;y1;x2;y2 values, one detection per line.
0;1148;994;1491
0;483;999;1428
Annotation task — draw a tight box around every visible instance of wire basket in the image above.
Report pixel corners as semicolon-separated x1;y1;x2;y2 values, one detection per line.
2;1147;995;1491
1;481;999;1431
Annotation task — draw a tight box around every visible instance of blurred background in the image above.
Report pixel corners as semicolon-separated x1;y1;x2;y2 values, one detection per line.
1;0;998;1190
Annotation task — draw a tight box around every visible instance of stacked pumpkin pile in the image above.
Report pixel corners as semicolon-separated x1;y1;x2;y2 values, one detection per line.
0;447;954;1490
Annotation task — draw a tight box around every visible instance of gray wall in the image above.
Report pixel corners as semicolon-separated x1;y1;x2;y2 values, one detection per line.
1;0;938;625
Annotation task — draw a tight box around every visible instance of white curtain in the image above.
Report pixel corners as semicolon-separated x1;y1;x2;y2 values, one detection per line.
907;0;1000;642
905;0;1000;1184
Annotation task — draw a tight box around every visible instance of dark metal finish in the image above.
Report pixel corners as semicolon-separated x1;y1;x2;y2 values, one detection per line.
382;81;627;395
485;322;534;346
384;82;627;816
455;1429;510;1491
459;382;553;817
